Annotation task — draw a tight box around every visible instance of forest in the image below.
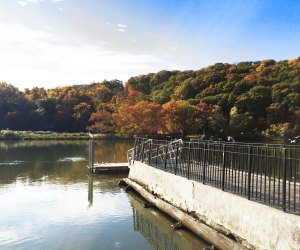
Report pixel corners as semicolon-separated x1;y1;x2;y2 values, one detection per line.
0;57;300;140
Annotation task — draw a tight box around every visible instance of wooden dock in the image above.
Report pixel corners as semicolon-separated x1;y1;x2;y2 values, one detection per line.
90;162;129;174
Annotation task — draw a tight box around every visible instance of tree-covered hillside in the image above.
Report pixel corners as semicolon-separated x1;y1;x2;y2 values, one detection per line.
0;57;300;140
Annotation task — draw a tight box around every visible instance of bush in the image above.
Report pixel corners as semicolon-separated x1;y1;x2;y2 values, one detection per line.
0;130;22;140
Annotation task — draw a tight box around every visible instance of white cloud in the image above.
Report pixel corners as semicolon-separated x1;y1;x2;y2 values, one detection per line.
0;22;179;89
52;0;64;2
17;0;44;6
58;7;63;12
27;0;44;2
117;24;127;28
17;1;29;7
114;242;121;248
117;28;125;32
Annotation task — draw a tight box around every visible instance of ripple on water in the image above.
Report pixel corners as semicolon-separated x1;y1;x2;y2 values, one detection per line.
0;161;25;166
57;157;86;162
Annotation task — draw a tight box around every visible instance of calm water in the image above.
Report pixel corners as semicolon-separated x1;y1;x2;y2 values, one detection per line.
0;140;208;250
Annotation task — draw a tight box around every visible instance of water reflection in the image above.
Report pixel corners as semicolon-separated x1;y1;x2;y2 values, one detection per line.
0;139;133;185
87;175;209;250
0;140;209;250
88;174;94;206
129;194;208;250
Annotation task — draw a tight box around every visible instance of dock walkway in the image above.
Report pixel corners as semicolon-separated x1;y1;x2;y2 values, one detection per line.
90;162;129;174
131;137;300;215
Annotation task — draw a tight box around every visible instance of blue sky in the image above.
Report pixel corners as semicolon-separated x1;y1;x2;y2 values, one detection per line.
0;0;299;89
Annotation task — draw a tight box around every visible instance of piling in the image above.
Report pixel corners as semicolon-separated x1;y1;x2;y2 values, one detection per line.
88;139;94;170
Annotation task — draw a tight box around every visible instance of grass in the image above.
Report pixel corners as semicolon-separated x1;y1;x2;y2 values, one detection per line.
0;130;131;140
0;130;287;143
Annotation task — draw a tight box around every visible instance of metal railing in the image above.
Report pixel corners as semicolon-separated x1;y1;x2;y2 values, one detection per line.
129;137;300;215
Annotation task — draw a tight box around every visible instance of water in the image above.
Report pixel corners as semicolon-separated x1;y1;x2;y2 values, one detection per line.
0;140;209;250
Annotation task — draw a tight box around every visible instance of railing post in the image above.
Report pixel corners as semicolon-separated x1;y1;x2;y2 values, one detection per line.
187;142;191;179
92;139;94;170
148;140;152;165
133;136;137;163
164;142;168;171
175;143;179;175
155;142;159;167
264;144;269;202
247;146;252;200
202;143;207;184
282;148;287;212
141;140;145;162
222;143;226;191
89;139;91;169
135;137;140;161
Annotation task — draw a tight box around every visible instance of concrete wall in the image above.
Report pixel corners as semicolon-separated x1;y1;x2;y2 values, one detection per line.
129;161;300;250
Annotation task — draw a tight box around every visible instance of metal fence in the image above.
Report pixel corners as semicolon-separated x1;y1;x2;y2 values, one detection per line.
129;137;300;215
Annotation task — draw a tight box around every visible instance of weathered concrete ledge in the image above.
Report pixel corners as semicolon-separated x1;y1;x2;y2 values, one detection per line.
128;161;300;250
124;177;246;250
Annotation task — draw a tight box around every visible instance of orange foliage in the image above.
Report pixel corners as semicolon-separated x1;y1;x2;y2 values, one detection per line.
114;101;164;135
124;84;145;105
88;110;114;133
243;72;257;81
162;100;206;134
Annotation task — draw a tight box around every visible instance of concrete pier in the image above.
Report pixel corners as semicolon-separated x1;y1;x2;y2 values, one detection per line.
128;161;300;250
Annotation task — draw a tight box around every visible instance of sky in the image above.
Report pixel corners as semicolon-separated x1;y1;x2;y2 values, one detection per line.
0;0;300;89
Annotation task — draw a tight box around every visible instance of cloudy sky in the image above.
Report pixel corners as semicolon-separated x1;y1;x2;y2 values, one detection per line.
0;0;300;89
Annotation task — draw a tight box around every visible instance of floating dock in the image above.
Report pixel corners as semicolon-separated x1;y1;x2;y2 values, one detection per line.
88;138;129;174
90;162;129;174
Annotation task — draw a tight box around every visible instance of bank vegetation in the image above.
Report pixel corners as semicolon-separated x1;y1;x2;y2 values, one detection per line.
0;57;299;140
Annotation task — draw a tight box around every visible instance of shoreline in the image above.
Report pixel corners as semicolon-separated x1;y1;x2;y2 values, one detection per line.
0;130;132;140
0;130;287;143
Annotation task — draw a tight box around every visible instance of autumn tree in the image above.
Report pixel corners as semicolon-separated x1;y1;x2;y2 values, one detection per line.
163;100;207;135
88;110;114;133
114;101;164;135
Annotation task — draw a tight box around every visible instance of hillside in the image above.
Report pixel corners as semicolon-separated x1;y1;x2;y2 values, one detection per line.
0;57;300;140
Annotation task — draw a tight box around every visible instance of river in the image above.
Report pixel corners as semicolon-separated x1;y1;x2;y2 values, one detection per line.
0;140;209;250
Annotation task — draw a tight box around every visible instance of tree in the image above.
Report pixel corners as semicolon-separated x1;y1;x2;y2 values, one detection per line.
172;78;197;100
162;100;206;135
73;102;92;131
229;107;257;137
0;83;33;130
36;98;57;129
235;85;271;118
114;101;164;135
88;110;114;133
